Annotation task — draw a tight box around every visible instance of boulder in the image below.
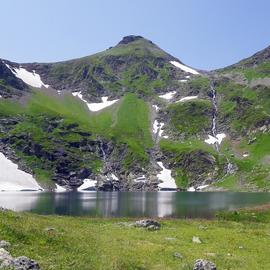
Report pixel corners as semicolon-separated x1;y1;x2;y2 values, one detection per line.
193;259;217;270
0;246;41;270
134;219;161;230
13;256;41;270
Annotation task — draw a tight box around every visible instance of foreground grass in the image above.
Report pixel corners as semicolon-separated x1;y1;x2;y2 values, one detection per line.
0;210;270;270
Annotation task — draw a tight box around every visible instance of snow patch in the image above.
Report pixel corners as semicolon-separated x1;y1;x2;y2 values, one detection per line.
243;153;249;158
170;61;200;75
0;152;43;192
159;91;176;100
77;179;97;191
205;133;226;145
157;162;177;189
72;92;119;112
134;175;146;183
111;174;119;181
179;79;187;82
176;96;198;102
153;120;165;137
5;64;49;88
152;105;159;111
55;184;66;192
187;186;196;192
197;184;209;190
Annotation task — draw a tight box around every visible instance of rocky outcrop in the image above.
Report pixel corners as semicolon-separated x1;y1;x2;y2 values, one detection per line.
117;35;144;45
0;60;29;98
134;219;161;230
0;241;40;270
193;259;217;270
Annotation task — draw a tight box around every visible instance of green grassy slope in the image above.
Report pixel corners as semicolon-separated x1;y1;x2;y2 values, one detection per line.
167;100;212;136
0;90;152;185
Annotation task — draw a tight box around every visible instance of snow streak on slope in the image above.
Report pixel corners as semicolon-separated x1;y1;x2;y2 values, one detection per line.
176;96;198;102
55;184;66;192
157;162;177;190
77;179;97;191
0;153;43;191
5;64;49;88
158;91;176;100
72;92;119;112
170;61;200;75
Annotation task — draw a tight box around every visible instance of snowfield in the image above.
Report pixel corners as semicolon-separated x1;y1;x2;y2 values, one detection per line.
170;61;200;75
205;133;226;145
158;91;176;100
72;92;119;112
157;162;177;189
5;64;49;88
0;152;43;192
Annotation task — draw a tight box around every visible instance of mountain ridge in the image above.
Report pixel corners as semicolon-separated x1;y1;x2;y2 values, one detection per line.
0;36;269;192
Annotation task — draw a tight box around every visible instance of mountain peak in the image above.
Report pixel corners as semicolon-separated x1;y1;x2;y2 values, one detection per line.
117;35;151;46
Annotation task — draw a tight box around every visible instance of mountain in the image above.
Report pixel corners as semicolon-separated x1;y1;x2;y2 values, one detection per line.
0;35;269;192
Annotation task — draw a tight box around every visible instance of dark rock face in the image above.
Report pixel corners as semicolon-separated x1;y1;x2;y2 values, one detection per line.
0;60;29;98
193;259;217;270
0;116;111;189
98;180;120;191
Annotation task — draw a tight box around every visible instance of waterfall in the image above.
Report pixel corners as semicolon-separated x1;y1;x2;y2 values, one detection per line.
99;140;109;172
210;80;234;175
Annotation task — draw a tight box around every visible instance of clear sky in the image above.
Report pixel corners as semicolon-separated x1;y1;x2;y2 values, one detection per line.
1;0;270;70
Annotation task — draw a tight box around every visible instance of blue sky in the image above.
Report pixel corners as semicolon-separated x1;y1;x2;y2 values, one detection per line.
1;0;270;70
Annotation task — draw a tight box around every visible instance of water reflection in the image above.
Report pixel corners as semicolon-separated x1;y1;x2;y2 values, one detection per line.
0;191;270;218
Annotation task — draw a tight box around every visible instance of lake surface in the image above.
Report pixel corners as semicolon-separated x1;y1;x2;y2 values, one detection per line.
1;191;270;218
